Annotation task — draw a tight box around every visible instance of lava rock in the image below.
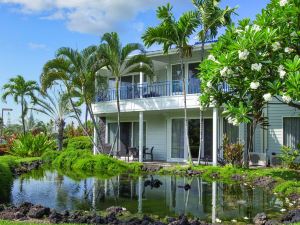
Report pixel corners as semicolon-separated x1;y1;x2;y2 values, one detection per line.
153;222;166;225
0;211;17;220
210;172;220;179
18;202;33;215
253;177;276;189
231;174;244;181
288;193;300;206
265;219;280;225
106;212;118;224
90;214;105;224
281;209;300;223
169;215;190;225
253;213;268;225
143;215;154;223
167;217;177;223
13;161;42;176
49;210;63;224
186;170;202;176
106;206;126;214
27;204;50;219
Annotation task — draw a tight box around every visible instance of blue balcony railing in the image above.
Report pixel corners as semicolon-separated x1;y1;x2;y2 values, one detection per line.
96;80;201;102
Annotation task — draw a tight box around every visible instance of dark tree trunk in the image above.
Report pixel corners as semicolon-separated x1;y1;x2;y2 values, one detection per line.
21;97;26;135
57;119;66;151
245;120;256;168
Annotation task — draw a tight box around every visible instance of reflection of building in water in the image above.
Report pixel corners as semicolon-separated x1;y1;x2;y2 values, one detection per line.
10;172;282;221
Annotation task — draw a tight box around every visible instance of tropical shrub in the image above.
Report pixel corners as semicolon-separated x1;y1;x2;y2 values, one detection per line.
52;149;92;168
199;0;300;167
41;150;61;164
66;136;92;151
279;145;300;169
50;149;142;177
10;133;56;157
223;135;244;167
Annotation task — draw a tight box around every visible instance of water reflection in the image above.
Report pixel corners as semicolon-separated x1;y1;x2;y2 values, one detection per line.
2;170;284;222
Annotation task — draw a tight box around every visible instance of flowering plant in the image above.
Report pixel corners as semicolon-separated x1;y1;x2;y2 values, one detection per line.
199;0;300;166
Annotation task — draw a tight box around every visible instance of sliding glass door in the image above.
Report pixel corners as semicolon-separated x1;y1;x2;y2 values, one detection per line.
171;119;185;159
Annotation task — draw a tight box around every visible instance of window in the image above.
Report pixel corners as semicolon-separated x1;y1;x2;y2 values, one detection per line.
188;62;200;94
283;117;300;149
172;64;184;93
171;119;184;158
223;118;239;143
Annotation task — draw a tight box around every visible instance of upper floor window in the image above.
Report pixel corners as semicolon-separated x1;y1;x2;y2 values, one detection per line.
283;117;300;149
188;62;200;94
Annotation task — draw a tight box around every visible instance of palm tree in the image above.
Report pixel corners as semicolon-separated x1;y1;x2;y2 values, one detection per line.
193;0;236;165
142;4;199;163
33;90;79;150
2;75;39;134
98;32;153;154
40;46;105;153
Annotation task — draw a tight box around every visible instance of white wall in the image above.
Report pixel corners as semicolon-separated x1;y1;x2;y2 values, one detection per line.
267;102;300;154
145;115;167;161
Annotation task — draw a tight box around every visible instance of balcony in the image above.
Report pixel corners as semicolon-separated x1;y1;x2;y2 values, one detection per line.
96;79;201;102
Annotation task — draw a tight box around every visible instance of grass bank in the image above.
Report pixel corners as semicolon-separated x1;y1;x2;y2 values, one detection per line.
159;164;300;198
42;150;142;179
0;156;41;202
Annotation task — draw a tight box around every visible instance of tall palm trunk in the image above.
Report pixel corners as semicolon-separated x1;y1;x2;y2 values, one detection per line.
111;77;121;156
21;97;26;135
180;50;192;164
68;95;101;153
85;105;88;131
197;40;206;165
57;119;65;151
85;101;104;152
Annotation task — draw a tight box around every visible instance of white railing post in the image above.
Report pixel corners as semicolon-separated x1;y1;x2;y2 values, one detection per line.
140;62;143;99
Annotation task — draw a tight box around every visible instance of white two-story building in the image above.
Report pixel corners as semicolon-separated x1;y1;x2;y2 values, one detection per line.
92;44;300;165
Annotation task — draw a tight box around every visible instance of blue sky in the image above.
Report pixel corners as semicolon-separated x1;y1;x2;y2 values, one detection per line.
0;0;269;124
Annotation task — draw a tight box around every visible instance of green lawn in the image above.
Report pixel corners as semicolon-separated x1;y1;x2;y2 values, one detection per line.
160;164;300;198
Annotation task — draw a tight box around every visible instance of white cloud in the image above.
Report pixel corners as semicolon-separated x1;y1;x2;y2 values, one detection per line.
40;10;65;20
0;0;186;35
28;42;47;50
133;22;145;32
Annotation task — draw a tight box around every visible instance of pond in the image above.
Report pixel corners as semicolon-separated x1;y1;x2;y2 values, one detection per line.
0;169;284;223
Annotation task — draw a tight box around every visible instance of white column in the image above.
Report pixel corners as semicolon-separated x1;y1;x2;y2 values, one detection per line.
93;116;98;155
212;181;217;223
213;108;219;166
140;62;144;98
139;111;144;162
